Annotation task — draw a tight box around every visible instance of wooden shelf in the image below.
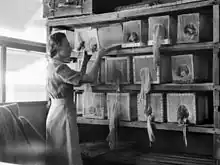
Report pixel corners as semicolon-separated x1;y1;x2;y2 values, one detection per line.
77;117;219;134
106;42;214;55
74;83;214;92
47;0;215;27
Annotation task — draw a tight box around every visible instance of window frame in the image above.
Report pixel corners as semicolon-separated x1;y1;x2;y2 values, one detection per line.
0;35;46;103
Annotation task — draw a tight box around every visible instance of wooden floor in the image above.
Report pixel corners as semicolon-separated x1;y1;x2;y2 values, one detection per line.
81;141;215;165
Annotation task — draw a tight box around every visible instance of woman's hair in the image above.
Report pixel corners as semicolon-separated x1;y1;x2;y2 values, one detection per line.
48;32;67;58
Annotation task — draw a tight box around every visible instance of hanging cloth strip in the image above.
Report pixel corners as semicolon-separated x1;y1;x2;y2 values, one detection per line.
152;24;164;71
177;105;189;147
183;124;187;147
138;67;155;147
106;70;121;150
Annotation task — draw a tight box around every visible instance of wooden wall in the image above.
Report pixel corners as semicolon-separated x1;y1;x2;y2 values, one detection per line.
17;101;48;138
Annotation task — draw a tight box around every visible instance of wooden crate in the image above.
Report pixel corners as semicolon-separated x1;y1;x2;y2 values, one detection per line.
73;27;99;55
122;20;148;48
43;0;143;18
43;0;87;18
76;93;83;115
171;54;210;83
148;15;176;45
105;57;130;84
177;13;212;43
133;55;172;84
97;23;123;49
137;93;164;122
167;93;209;124
107;93;137;121
83;93;107;119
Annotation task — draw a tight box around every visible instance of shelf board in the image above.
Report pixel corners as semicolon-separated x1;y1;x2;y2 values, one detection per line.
106;42;214;55
77;117;218;134
74;83;214;92
47;0;215;27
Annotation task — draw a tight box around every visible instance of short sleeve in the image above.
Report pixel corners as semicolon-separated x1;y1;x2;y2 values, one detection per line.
56;64;83;86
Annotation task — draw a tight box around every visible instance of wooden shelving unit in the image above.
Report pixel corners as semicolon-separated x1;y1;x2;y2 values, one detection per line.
75;83;214;92
105;42;214;56
47;0;215;28
46;0;220;164
77;117;218;134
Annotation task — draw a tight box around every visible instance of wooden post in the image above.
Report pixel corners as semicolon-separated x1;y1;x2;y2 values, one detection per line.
46;25;53;108
0;46;6;103
213;4;220;165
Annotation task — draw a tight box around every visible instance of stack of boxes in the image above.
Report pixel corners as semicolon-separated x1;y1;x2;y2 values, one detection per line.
73;12;212;124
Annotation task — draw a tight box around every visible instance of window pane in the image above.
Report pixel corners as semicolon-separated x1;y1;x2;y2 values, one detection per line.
6;48;47;102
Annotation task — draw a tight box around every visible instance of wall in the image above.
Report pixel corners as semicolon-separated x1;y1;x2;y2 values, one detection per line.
17;101;48;138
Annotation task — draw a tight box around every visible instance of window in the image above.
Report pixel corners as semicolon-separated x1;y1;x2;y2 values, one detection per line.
6;47;47;102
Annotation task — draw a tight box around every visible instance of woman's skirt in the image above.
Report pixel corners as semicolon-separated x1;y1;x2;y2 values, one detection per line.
46;98;82;165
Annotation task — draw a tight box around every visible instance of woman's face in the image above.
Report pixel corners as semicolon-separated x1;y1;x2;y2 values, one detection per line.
57;37;72;60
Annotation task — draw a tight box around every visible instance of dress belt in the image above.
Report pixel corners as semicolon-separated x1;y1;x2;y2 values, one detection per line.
50;98;73;105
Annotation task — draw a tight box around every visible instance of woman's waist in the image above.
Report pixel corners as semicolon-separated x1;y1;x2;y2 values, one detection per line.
50;98;73;104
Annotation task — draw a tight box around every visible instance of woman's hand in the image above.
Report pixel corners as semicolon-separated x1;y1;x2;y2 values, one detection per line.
97;44;122;58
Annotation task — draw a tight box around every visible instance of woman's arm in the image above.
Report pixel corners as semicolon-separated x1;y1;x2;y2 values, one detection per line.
56;44;121;85
81;44;121;83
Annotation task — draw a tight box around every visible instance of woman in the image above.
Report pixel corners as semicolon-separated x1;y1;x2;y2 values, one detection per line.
46;32;119;165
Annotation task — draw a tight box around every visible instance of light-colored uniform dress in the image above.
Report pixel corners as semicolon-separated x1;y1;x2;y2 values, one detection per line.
46;58;83;165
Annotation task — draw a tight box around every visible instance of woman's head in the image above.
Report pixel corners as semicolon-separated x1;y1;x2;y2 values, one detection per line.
48;32;72;61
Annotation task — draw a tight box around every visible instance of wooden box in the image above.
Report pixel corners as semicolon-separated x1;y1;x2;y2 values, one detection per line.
74;27;99;55
105;57;130;84
83;93;107;119
133;55;172;84
43;0;143;18
137;93;164;122
167;93;208;124
97;23;123;49
122;20;148;48
177;13;212;43
43;0;90;18
171;54;210;83
107;93;137;121
148;15;176;45
76;93;83;115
